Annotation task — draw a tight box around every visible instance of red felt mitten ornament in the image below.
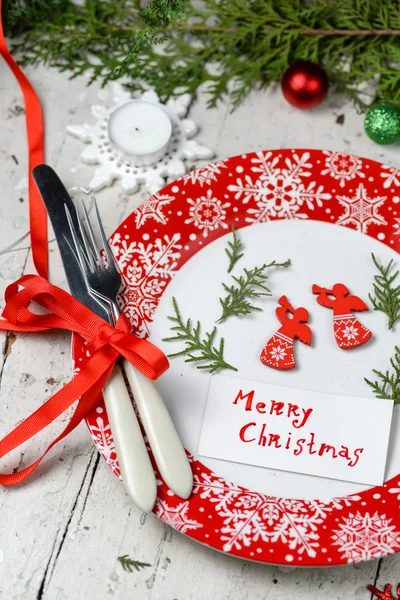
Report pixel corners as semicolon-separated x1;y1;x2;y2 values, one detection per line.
260;296;312;370
281;60;329;109
312;283;372;349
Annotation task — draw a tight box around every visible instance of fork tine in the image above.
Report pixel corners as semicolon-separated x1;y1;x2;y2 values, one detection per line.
66;204;115;316
65;205;90;285
93;197;119;274
76;201;97;272
82;198;102;267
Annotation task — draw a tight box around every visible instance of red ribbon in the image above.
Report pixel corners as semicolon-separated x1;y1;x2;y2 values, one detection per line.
0;0;48;278
0;275;169;485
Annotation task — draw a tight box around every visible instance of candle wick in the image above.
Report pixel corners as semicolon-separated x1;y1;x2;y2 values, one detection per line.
135;127;139;132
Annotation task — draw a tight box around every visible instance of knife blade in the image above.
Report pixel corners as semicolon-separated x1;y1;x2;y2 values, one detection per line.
32;164;110;321
33;164;158;512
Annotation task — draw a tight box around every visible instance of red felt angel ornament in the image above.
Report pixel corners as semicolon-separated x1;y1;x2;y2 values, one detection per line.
260;296;312;370
312;283;372;349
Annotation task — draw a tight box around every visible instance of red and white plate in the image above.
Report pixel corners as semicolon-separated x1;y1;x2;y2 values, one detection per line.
73;149;400;566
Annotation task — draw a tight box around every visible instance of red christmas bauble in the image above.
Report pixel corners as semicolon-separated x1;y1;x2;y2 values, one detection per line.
281;60;329;109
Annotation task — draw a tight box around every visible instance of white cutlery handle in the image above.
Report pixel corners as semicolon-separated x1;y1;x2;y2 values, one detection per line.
102;363;157;512
123;359;193;499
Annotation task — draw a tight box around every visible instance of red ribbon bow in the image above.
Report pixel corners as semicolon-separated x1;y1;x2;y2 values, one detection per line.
0;275;169;485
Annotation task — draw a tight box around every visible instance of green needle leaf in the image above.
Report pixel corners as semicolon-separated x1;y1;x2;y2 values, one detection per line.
118;555;151;573
226;226;244;273
369;253;400;330
365;346;400;405
162;297;237;373
217;259;291;323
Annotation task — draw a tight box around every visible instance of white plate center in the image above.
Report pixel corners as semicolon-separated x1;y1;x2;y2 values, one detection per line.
150;220;399;501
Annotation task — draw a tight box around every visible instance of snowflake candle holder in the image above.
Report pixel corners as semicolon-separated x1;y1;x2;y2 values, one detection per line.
66;84;214;195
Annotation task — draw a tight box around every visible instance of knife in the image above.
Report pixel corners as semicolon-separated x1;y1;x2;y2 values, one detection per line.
33;164;157;512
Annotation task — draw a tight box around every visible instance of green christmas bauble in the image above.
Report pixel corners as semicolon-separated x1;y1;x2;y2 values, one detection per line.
364;103;400;145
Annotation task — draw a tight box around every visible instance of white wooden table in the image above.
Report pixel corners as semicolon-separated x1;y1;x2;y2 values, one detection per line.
0;63;399;600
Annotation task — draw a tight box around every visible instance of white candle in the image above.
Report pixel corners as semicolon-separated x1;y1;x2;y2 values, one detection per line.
108;101;172;165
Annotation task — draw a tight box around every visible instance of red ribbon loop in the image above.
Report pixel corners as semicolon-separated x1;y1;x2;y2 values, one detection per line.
0;275;169;485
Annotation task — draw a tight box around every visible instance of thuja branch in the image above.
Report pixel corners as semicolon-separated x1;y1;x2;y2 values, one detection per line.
118;555;151;573
226;226;244;273
5;0;400;111
118;25;400;36
369;253;400;330
217;260;291;323
163;297;237;373
114;0;187;77
365;346;400;405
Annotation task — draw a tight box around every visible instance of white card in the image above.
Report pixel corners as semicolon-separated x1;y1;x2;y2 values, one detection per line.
198;376;394;486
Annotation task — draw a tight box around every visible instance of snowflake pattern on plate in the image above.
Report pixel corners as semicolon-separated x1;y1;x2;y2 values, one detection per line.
110;233;182;336
192;470;361;558
381;165;400;189
88;415;120;478
155;499;202;533
134;193;175;228
389;482;400;500
321;151;365;188
185;189;230;237
73;149;400;567
332;512;400;563
336;183;387;233
183;160;227;187
227;151;331;222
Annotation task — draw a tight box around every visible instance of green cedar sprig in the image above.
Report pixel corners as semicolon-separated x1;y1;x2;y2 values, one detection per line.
365;346;400;405
4;0;400;111
226;226;244;273
369;253;400;330
217;260;291;324
118;555;151;573
163;297;237;373
114;0;187;78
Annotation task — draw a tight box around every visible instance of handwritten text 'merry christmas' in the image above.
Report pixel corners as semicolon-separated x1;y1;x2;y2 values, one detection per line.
233;389;363;468
198;376;393;486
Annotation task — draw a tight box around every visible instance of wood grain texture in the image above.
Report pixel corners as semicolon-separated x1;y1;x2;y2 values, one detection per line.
1;63;399;600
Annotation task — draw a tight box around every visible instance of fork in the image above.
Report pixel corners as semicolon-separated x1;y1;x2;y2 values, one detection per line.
66;199;193;503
